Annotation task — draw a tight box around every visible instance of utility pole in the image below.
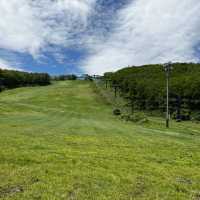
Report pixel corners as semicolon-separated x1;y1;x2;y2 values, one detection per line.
163;62;173;128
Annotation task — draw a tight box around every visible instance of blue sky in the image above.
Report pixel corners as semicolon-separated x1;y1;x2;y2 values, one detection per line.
0;0;200;75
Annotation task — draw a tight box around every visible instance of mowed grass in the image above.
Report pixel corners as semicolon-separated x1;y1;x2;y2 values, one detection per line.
0;81;200;200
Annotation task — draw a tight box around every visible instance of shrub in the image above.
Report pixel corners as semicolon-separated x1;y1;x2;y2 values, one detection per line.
113;109;121;116
129;113;148;122
121;113;148;123
181;109;191;121
0;85;5;92
121;114;131;121
193;112;200;121
172;109;191;121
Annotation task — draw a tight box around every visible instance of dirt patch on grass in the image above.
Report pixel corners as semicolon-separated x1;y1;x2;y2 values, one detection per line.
0;185;24;198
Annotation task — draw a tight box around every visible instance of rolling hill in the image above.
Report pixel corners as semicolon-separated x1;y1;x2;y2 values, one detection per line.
0;81;200;200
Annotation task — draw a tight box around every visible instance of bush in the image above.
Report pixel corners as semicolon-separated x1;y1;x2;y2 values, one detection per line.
172;109;191;121
121;113;148;123
121;114;131;121
0;85;5;92
181;109;191;121
113;109;121;116
193;112;200;121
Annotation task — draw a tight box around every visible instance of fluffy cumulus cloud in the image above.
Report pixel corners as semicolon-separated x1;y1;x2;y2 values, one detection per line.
83;0;200;74
0;0;200;74
0;59;11;69
0;0;96;56
0;58;22;70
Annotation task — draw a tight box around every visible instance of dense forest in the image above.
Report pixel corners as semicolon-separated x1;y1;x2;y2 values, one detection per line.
52;74;77;81
0;69;51;92
103;63;200;120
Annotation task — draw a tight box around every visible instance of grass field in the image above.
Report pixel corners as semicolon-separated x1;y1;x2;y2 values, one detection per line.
0;81;200;200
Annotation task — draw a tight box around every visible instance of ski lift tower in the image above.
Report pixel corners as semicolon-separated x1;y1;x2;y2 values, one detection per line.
163;62;173;128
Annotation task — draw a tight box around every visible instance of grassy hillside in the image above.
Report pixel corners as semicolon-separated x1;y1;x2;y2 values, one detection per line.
0;81;200;200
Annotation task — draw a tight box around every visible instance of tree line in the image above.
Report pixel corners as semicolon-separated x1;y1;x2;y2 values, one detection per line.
52;74;77;81
0;69;51;92
52;74;95;81
103;63;200;120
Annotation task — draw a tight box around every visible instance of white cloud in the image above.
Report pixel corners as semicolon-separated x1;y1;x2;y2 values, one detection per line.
1;0;200;75
0;58;22;70
0;0;96;57
83;0;200;74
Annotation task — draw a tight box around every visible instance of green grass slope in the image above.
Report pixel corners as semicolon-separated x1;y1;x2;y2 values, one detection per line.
0;81;200;200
